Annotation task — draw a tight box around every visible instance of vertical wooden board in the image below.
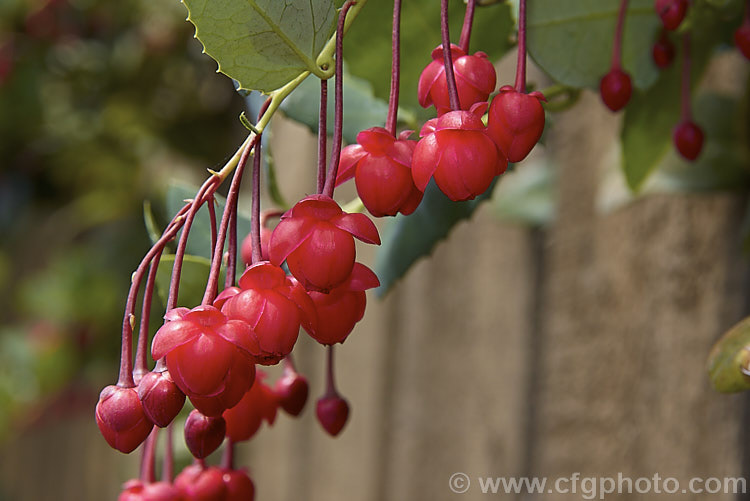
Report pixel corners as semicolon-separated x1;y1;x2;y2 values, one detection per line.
528;89;748;499
379;207;535;500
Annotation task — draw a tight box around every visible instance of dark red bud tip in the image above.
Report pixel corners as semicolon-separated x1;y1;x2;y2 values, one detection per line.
138;370;186;428
735;24;750;60
316;394;349;437
673;121;704;161
95;385;154;454
274;373;309;417
652;36;675;69
599;69;632;112
655;0;688;31
184;410;226;459
175;465;227;500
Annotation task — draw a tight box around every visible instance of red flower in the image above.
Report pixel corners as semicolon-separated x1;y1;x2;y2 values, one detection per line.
412;104;506;201
307;263;380;346
418;44;496;115
274;368;309;417
151;305;257;416
175;465;227;501
337;128;423;217
184;409;226;459
95;385;153;453
222;469;255;501
118;479;186;501
223;370;279;442
316;394;349;437
218;262;316;365
487;86;546;163
137;369;185;428
268;195;380;292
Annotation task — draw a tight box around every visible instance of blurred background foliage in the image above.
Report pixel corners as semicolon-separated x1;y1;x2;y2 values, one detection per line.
0;0;246;440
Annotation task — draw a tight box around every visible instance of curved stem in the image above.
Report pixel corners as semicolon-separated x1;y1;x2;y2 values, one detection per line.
202;139;256;305
385;0;402;135
459;0;476;53
680;32;692;121
133;249;162;380
166;178;219;311
225;196;238;289
250;140;263;264
514;0;528;92
317;79;328;193
440;0;460;110
323;1;356;198
611;0;629;70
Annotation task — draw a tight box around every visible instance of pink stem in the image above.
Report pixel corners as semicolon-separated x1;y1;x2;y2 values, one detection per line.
133;249;163;379
317;79;328;193
222;439;235;470
385;0;402;135
163;423;174;482
325;345;338;396
611;0;629;71
250;99;271;264
440;0;460;110
514;0;528;92
459;0;476;53
140;428;159;483
680;32;692;121
322;1;356;199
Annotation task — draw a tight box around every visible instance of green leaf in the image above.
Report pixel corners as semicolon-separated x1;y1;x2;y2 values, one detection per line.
154;254;220;309
165;182;252;261
181;0;337;92
621;7;737;191
527;0;660;90
342;0;514;115
375;178;499;296
143;200;162;247
280;66;417;144
708;315;750;393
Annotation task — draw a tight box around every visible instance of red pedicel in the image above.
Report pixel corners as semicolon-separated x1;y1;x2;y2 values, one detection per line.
487;86;546;163
218;261;316;365
137;369;185;428
412;104;506;201
655;0;688;31
151;305;256;416
95;385;153;453
337;128;422;217
223;370;279;442
599;68;632;112
316;394;350;437
307;263;380;346
673;120;704;161
268;195;380;292
418;44;496;115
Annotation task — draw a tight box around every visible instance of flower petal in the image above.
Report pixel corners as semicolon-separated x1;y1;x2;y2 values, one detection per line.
331;212;380;245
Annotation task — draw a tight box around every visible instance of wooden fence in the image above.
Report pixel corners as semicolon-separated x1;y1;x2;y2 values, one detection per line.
1;53;748;500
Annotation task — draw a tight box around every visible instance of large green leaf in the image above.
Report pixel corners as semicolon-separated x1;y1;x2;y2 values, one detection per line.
166;182;252;261
527;0;660;90
181;0;337;93
279;66;417;145
343;0;514;116
620;4;738;191
375;177;499;296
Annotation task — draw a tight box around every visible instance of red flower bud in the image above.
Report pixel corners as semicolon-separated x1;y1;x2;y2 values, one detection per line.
655;0;688;31
487;86;546;163
337;128;422;217
223;370;278;442
184;410;226;459
418;44;496;115
137;369;185;428
599;68;632;112
95;385;153;453
175;465;227;501
316;394;349;437
673;120;704;161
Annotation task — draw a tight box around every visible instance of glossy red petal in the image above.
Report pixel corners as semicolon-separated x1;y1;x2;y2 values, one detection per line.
268;217;315;267
331;212;380;244
151;320;201;361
